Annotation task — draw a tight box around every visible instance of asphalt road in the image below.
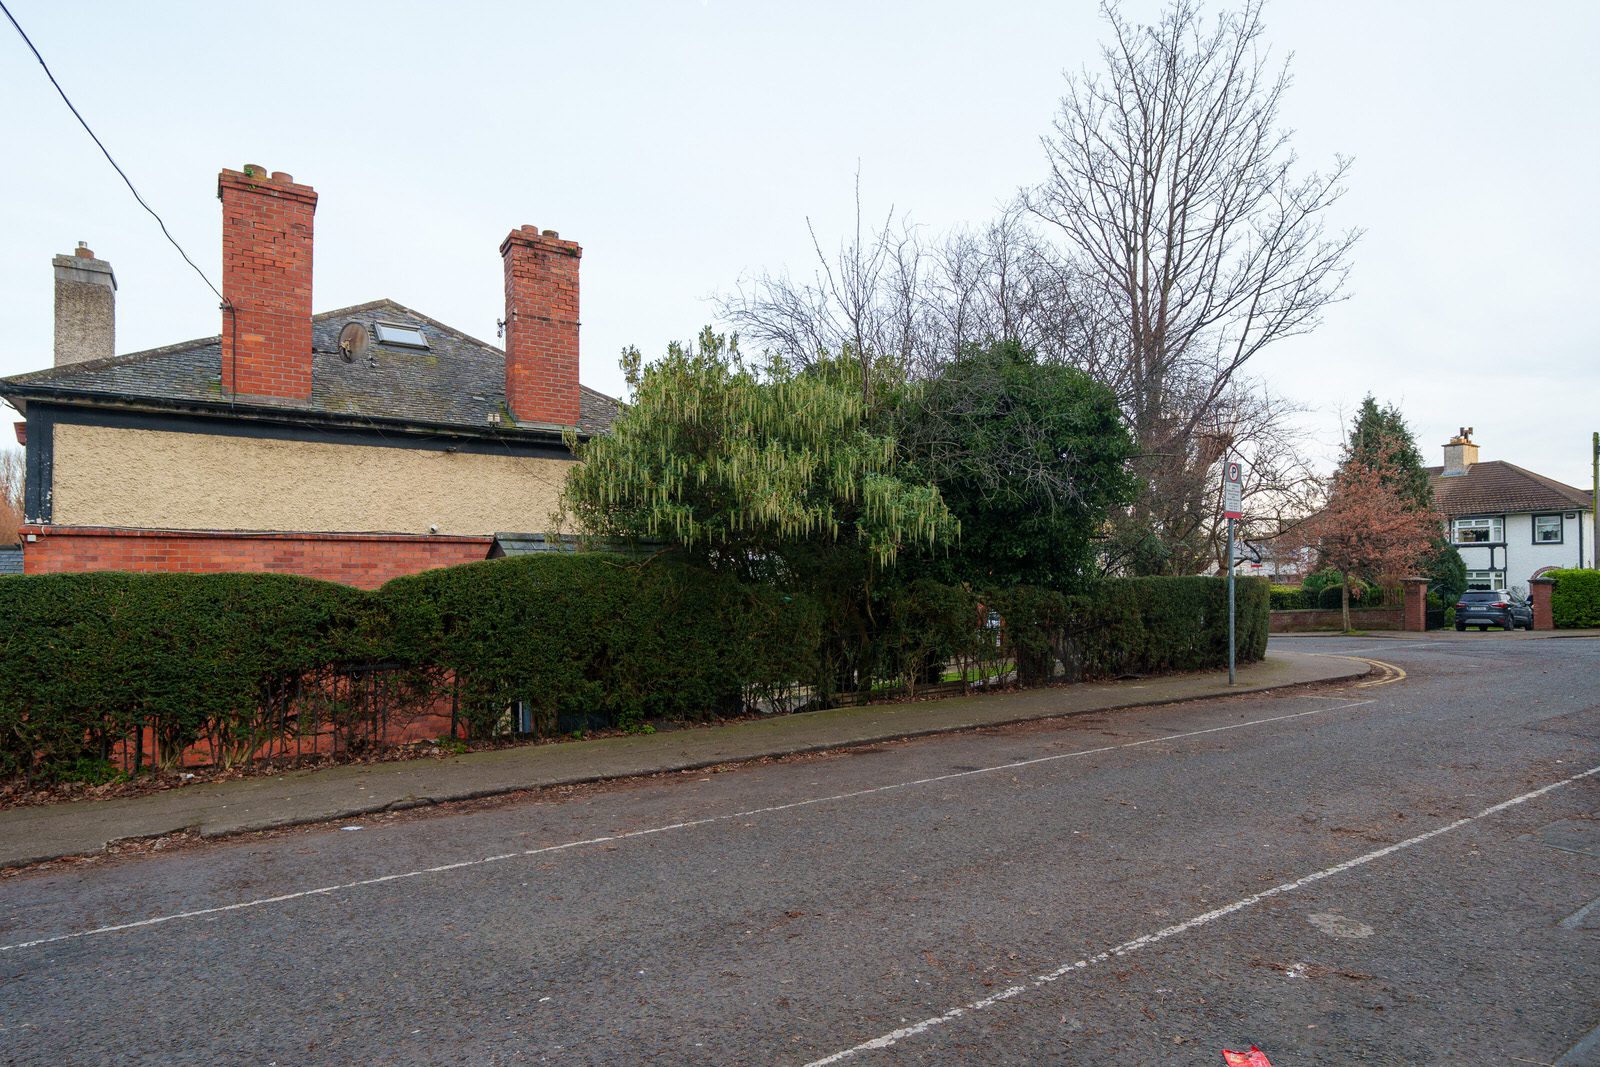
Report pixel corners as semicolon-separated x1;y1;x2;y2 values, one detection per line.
1;635;1596;1066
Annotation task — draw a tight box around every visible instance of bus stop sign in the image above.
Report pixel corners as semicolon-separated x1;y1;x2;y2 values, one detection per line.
1222;461;1243;519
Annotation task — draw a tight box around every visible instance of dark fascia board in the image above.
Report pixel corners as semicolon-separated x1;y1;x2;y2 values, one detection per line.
25;398;579;461
4;387;584;455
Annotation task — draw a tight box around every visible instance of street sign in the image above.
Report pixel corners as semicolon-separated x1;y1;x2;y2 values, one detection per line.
1222;460;1244;519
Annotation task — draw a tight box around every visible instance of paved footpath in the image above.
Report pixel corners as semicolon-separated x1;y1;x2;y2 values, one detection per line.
0;650;1363;868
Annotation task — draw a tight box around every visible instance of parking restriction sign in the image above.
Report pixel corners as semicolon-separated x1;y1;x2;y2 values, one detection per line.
1222;460;1243;519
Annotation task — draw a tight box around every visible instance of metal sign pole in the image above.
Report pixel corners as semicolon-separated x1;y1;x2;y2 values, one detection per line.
1227;515;1236;686
1221;458;1243;686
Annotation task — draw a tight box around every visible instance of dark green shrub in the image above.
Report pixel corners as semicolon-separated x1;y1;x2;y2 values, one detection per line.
987;585;1072;686
0;557;1275;784
1302;568;1342;598
1269;585;1308;610
1067;576;1267;678
1548;569;1600;628
1315;579;1380;610
876;579;986;692
381;554;816;737
988;576;1267;683
0;572;380;782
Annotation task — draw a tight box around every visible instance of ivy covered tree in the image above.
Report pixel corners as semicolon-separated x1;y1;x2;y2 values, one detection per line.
559;328;957;576
892;340;1137;590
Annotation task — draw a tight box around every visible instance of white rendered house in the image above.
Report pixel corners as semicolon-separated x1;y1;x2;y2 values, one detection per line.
1428;429;1595;592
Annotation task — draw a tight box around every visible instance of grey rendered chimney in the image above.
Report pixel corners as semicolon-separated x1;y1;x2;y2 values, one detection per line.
53;242;117;366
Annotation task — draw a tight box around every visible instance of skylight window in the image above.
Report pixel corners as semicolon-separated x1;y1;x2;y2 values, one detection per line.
373;322;429;349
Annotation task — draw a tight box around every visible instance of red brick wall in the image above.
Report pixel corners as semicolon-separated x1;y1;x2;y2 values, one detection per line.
19;525;491;590
1269;607;1404;632
500;225;581;427
218;166;317;401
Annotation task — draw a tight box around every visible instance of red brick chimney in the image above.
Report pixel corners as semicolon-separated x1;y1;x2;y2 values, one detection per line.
500;226;581;427
218;165;317;401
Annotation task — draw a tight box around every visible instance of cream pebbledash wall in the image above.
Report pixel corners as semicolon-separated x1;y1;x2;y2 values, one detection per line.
51;424;575;535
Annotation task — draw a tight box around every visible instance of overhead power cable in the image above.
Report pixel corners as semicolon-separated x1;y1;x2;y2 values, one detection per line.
1;0;226;306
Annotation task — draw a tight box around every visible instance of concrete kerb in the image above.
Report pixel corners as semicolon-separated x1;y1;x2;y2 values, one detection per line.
0;650;1370;870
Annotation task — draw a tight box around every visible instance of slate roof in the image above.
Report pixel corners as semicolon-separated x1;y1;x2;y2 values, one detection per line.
0;548;21;576
1427;460;1593;517
0;299;619;439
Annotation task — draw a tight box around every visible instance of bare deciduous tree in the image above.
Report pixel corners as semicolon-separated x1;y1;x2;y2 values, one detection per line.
721;189;1093;382
1029;0;1360;573
0;448;24;545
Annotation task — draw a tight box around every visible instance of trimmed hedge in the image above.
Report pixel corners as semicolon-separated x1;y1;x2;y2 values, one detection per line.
381;554;818;737
0;561;1272;782
987;576;1268;683
1547;568;1600;628
1269;585;1309;611
0;572;382;782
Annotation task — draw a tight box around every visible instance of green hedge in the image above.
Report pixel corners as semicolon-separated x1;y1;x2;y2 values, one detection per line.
0;562;1273;782
988;576;1268;683
381;554;817;737
0;572;382;782
1269;585;1309;610
1547;569;1600;628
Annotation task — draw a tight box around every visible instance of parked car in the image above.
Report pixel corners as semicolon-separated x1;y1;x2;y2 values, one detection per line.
1454;590;1533;631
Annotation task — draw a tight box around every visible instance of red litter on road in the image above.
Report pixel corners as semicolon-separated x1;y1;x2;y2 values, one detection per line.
1222;1048;1273;1067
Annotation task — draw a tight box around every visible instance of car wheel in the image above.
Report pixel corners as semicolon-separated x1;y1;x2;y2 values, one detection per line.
1455;623;1466;632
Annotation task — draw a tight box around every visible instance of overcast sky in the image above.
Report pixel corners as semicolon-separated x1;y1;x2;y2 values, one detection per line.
3;0;1596;489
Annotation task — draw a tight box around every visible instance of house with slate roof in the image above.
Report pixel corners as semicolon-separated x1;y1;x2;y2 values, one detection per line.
0;164;619;588
1427;428;1594;591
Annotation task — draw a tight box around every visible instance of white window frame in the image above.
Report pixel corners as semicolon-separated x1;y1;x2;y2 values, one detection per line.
1464;569;1505;591
1532;514;1563;544
373;322;430;349
1453;516;1503;544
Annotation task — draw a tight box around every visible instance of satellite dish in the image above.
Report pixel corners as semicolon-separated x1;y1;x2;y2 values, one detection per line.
337;322;370;363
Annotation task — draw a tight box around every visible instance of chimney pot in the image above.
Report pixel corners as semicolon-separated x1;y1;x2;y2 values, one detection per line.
74;242;93;258
271;171;293;184
542;229;560;238
243;163;267;178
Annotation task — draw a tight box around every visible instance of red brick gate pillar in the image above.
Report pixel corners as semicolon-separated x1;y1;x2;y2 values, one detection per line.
1401;576;1430;632
1529;577;1556;631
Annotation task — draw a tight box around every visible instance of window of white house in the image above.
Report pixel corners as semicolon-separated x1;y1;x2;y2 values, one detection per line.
1465;570;1505;590
1453;517;1503;543
1533;514;1563;543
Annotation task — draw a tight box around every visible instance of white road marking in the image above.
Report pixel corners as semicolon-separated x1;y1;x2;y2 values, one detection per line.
0;698;1374;955
1558;896;1600;931
803;763;1600;1066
